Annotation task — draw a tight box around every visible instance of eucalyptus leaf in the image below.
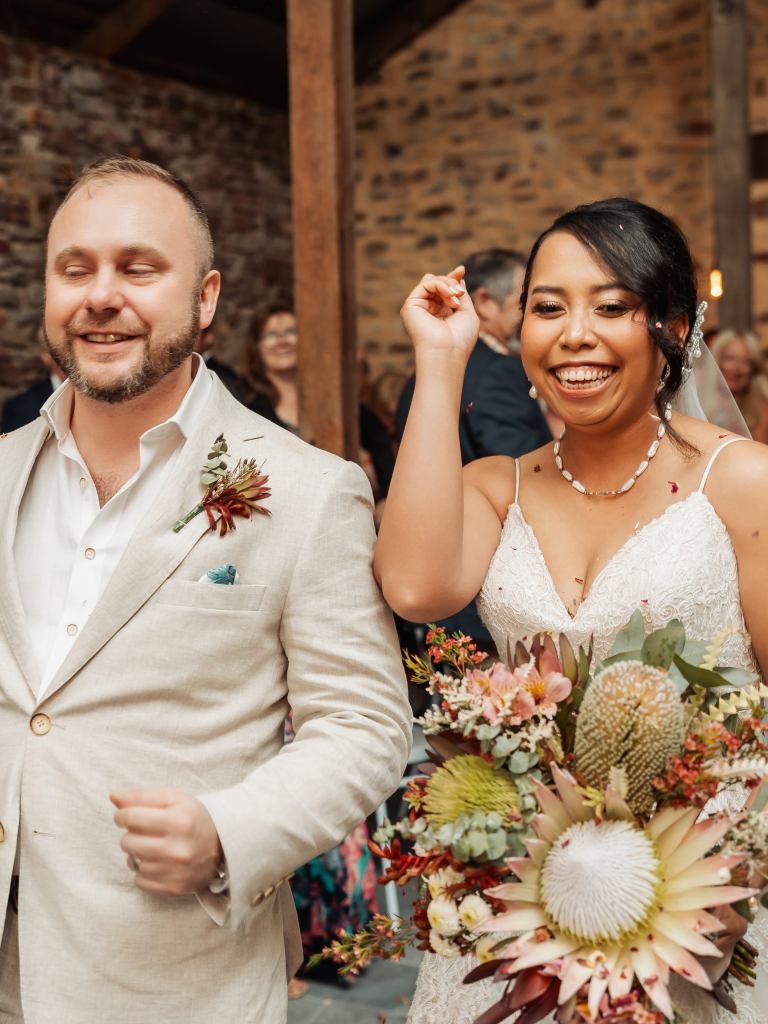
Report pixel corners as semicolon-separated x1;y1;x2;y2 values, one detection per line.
717;666;760;688
668;662;689;694
641;621;685;670
508;750;530;774
486;830;507;861
205;458;223;469
454;812;470;833
672;654;730;690
596;650;643;672
486;812;503;831
527;750;540;768
521;794;537;811
751;783;768;816
467;829;488;858
476;724;494;741
612;609;645;655
451;836;470;862
492;735;522;757
200;472;218;486
682;639;709;666
438;823;455;846
505;834;526;857
469;809;487;830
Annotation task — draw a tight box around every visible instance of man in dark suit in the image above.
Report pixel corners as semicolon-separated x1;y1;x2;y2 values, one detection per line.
1;347;66;434
396;248;551;648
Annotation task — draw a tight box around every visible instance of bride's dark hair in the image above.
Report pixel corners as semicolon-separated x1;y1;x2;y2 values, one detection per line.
519;197;699;452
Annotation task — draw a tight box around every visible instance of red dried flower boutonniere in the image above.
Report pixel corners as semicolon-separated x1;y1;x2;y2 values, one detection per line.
173;433;271;536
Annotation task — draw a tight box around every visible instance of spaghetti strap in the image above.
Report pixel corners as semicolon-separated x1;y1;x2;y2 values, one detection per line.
514;458;520;504
697;436;749;493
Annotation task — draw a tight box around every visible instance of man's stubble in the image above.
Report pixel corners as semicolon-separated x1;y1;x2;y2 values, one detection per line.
43;297;201;405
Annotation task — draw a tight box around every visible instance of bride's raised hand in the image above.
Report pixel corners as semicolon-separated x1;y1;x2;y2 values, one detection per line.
400;266;479;364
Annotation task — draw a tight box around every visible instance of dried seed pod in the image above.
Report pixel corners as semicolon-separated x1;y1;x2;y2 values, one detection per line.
574;661;685;816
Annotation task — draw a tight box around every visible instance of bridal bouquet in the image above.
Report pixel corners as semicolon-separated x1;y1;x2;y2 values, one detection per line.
312;616;768;1023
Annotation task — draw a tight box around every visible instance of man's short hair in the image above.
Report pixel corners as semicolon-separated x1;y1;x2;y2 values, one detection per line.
56;155;214;278
462;248;527;306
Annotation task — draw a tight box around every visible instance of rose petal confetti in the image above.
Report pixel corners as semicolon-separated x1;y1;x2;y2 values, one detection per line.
655;322;662;329
575;577;584;584
669;481;679;493
719;433;729;438
466;402;473;412
534;464;541;472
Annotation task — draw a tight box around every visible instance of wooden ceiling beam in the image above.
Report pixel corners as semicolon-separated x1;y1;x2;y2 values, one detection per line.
355;0;469;82
79;0;179;58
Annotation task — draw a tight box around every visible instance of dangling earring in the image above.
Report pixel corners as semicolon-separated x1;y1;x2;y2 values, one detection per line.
657;364;670;392
529;384;538;399
664;402;672;421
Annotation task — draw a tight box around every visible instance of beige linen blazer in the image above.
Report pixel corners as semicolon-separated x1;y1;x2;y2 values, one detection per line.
0;376;412;1023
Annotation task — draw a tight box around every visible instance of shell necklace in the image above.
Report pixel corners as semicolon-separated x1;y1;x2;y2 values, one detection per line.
554;408;670;497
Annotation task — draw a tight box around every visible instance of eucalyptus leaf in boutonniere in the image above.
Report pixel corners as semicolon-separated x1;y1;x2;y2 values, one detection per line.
173;433;271;536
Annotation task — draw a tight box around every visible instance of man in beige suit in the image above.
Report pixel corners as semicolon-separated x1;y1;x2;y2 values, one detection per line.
0;156;412;1022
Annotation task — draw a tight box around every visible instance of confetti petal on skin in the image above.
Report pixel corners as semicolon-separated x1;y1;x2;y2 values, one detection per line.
753;530;760;538
719;433;729;438
534;464;541;472
669;481;679;493
575;578;584;584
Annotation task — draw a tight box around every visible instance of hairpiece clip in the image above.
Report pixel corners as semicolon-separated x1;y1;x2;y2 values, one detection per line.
684;300;707;371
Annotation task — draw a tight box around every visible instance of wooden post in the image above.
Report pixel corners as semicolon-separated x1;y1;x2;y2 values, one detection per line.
711;0;752;332
287;0;359;459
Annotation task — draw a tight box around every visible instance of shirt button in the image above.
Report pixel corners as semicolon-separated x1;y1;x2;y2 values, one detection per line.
30;714;51;736
84;548;96;560
79;477;87;490
66;623;78;636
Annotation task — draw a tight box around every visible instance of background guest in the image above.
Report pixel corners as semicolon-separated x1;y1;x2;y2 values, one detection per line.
193;323;248;403
369;370;409;450
1;325;66;433
245;306;394;499
464;247;527;356
709;328;768;443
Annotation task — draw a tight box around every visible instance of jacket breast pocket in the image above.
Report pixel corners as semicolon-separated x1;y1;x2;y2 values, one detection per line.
157;579;267;612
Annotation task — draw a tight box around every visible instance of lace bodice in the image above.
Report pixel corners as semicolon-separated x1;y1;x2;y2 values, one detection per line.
408;443;766;1024
476;491;755;671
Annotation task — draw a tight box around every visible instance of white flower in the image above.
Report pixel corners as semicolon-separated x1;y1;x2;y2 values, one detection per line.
427;895;462;936
458;893;493;929
474;934;503;963
429;929;461;958
427;866;465;900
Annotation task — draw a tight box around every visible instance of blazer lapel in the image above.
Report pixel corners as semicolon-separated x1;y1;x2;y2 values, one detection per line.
0;421;51;699
43;379;238;702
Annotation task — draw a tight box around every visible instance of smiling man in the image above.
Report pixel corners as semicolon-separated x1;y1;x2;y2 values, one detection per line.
0;157;411;1022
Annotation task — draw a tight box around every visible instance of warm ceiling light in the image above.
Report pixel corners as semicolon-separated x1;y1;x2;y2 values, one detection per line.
710;269;723;298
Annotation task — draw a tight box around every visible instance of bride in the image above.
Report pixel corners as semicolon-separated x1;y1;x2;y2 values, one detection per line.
374;198;768;1024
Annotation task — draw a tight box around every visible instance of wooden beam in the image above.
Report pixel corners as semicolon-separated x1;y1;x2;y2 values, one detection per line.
355;0;469;83
287;0;358;459
79;0;178;58
711;0;752;331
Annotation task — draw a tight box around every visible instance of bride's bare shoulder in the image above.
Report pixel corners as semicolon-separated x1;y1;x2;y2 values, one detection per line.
464;442;554;521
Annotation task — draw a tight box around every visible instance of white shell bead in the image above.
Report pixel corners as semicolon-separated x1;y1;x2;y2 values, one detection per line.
562;470;573;482
635;460;649;475
620;478;635;492
555;456;563;469
657;423;666;438
573;480;586;493
554;441;561;455
647;440;660;458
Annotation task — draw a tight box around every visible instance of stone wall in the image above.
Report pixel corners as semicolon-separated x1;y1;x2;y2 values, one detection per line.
0;32;292;407
353;0;761;375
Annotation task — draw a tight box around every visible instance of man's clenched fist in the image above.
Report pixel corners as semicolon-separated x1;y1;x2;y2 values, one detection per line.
111;788;223;896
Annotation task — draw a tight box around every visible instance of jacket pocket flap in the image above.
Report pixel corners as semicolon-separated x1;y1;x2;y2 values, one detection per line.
157;580;267;611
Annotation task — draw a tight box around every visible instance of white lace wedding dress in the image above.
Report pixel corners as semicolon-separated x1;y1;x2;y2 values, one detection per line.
407;442;768;1024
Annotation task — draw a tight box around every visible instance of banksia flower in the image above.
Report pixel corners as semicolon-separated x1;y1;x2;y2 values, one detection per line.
574;661;684;816
422;755;518;828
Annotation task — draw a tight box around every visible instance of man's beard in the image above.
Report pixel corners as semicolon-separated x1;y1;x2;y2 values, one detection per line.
44;301;200;404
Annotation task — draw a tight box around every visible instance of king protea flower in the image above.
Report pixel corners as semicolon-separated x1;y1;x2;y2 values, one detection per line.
475;765;757;1021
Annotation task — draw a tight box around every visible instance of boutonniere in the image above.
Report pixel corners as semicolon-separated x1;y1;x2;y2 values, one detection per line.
173;434;271;536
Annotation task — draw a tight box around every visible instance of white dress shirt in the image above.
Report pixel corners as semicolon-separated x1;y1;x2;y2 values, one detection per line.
14;355;212;700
